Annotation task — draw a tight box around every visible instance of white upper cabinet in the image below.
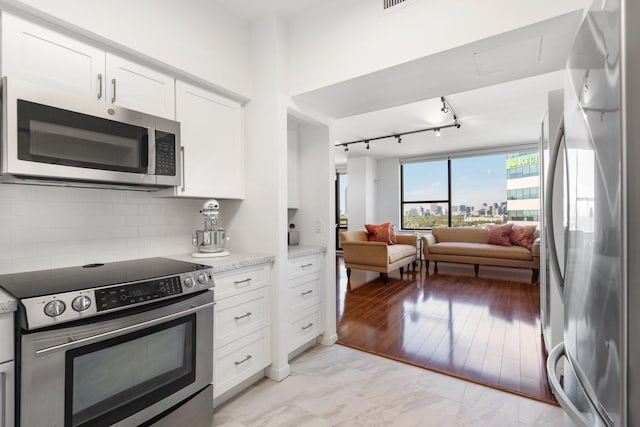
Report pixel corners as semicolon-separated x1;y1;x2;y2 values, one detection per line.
167;80;244;199
1;13;175;119
106;53;175;119
1;12;105;100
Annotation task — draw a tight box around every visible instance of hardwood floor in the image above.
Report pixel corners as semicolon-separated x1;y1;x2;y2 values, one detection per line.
336;256;557;404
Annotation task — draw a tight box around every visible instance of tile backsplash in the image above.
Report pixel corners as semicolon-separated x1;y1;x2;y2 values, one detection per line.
0;184;204;274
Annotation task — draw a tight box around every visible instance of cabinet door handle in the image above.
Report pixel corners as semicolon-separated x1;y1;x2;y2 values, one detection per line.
111;78;117;103
180;146;186;192
301;290;313;296
0;372;5;427
97;74;103;100
301;263;313;268
233;278;252;286
234;312;252;320
301;322;314;330
234;355;253;366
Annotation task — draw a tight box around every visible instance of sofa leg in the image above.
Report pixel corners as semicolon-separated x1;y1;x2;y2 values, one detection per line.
412;261;417;271
400;267;404;278
474;264;479;276
434;261;438;272
346;268;351;280
380;273;388;283
532;268;540;284
426;260;430;271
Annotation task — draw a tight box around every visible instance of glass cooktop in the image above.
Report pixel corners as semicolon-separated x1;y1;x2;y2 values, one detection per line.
0;257;209;299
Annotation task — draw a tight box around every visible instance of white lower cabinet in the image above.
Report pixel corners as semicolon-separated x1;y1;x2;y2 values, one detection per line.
287;254;324;354
213;263;271;399
0;313;14;427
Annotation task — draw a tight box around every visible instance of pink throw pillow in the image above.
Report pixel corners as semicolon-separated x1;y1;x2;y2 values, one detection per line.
364;223;397;245
510;224;537;249
487;224;513;246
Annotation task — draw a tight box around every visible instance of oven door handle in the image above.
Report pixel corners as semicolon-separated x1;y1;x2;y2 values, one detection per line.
35;301;215;357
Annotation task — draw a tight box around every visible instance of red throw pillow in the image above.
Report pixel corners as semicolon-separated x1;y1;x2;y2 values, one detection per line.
487;224;513;246
364;223;397;245
510;224;537;249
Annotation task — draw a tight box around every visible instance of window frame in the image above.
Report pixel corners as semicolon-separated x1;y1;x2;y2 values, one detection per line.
400;159;452;229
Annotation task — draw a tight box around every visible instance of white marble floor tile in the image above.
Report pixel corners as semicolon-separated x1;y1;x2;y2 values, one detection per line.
213;344;564;427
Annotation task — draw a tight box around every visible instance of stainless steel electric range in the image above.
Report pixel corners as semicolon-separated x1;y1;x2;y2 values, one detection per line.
0;257;215;427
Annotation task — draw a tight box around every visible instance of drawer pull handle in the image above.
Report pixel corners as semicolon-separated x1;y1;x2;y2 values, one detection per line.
301;290;313;296
234;312;252;320
301;322;314;330
301;263;313;268
234;278;252;286
234;355;253;366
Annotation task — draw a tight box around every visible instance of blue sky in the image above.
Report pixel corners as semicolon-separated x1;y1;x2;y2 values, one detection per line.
403;154;508;208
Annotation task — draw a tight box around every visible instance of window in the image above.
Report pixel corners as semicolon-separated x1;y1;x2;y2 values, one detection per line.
401;151;539;229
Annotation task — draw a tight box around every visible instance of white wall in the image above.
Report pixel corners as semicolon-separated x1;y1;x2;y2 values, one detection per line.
346;156;377;230
288;0;589;95
2;0;252;98
0;185;203;274
375;158;401;226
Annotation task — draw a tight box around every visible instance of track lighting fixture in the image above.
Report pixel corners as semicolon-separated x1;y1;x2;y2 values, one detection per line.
440;96;449;114
335;95;461;151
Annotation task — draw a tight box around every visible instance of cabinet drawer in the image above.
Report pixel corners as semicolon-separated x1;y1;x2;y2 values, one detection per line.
288;308;322;353
288;272;320;312
0;313;14;363
214;288;269;349
214;263;270;300
288;255;321;279
214;328;270;398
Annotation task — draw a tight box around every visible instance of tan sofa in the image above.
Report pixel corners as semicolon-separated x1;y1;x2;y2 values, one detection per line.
340;231;417;282
422;227;540;282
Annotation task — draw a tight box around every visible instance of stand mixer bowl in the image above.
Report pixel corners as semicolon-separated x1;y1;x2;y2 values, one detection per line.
193;228;229;253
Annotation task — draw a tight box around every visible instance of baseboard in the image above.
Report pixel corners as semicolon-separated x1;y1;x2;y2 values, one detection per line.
320;333;338;346
265;363;290;382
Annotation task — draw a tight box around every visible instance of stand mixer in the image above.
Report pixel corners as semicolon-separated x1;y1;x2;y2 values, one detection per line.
191;199;230;258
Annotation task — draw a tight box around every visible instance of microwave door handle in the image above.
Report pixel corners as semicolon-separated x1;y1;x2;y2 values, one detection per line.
147;128;156;175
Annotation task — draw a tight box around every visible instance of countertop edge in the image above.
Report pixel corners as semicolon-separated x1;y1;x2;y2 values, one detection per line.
288;245;327;259
0;288;18;313
168;252;275;273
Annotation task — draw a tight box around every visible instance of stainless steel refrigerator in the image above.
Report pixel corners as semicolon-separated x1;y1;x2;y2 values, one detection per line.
546;0;640;426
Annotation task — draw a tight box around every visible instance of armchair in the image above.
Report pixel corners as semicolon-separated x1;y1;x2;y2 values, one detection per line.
339;231;417;282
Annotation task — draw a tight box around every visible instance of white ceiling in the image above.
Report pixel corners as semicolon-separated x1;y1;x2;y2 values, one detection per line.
213;1;584;166
214;0;326;21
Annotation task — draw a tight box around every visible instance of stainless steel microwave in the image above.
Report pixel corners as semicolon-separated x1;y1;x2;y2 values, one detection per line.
0;77;181;190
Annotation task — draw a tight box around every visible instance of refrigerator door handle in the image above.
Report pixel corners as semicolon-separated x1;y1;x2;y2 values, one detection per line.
544;115;566;303
548;342;606;427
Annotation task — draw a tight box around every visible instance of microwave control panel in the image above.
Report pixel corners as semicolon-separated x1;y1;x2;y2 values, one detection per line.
155;132;176;176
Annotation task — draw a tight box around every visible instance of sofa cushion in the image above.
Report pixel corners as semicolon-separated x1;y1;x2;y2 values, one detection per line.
388;244;416;263
432;227;488;244
429;242;533;261
365;223;397;244
510;224;537;249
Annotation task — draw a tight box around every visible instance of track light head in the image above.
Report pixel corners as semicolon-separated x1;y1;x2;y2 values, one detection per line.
440;96;449;114
396;135;402;144
455;120;461;129
344;145;349;152
365;140;370;149
434;128;441;137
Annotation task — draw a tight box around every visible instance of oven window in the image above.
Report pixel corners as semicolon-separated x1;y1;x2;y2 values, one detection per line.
17;100;149;173
65;315;196;427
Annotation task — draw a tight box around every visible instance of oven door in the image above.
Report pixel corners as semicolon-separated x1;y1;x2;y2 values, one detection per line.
18;290;213;427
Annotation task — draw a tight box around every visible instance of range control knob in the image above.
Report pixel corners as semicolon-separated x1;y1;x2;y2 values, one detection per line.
44;300;66;317
197;272;209;285
184;275;195;288
72;296;92;312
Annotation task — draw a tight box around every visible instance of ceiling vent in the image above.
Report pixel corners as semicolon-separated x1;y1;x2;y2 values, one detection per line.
383;0;406;9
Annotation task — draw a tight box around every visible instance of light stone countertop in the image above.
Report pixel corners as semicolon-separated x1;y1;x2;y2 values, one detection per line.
168;252;275;273
0;287;17;313
288;245;327;259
